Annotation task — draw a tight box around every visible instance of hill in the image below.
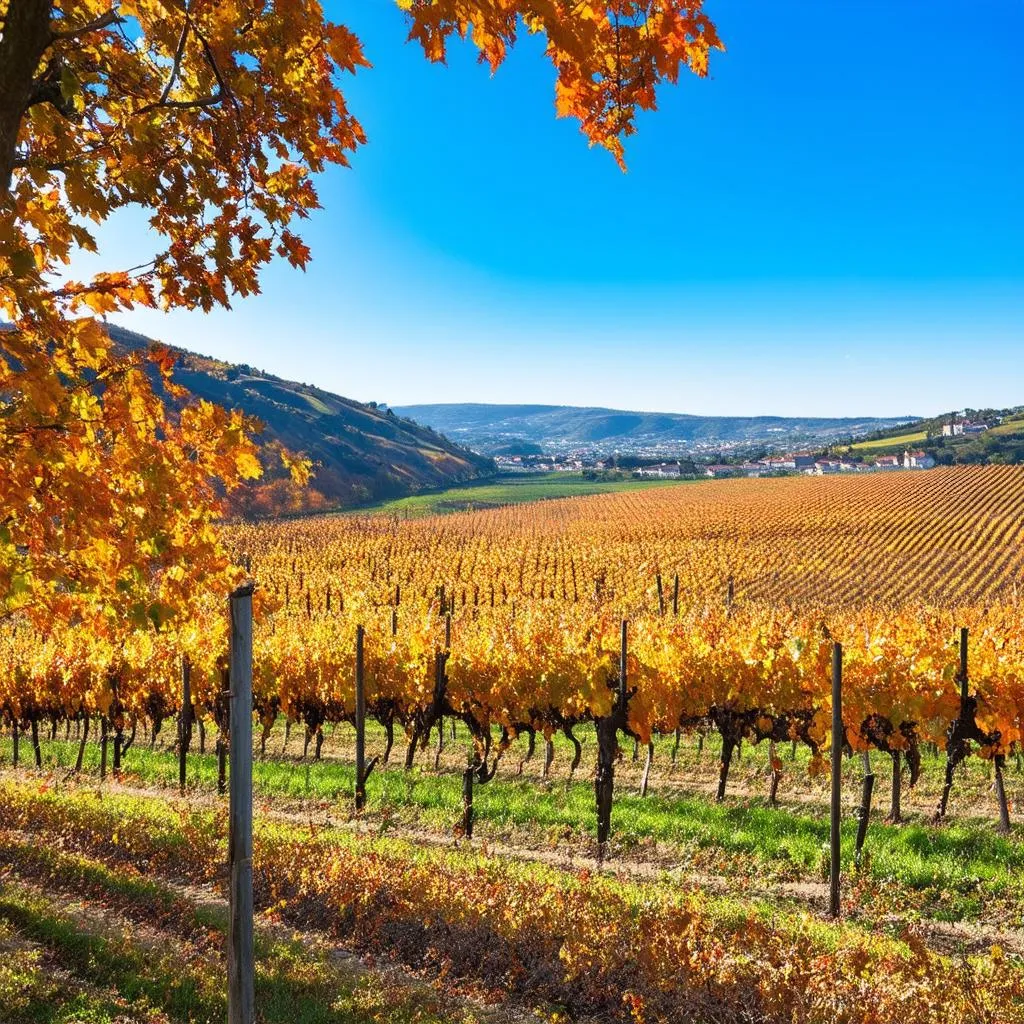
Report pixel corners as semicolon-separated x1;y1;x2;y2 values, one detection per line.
839;406;1024;464
109;327;496;513
392;403;915;455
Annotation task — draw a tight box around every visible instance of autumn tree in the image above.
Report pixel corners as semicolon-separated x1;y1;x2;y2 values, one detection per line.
0;0;722;628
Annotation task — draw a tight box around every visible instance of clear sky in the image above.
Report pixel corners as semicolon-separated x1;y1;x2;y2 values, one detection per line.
101;0;1023;417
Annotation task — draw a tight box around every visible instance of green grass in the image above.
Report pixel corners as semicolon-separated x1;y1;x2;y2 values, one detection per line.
350;472;691;517
5;783;1023;1024
0;850;468;1024
5;730;1021;924
847;430;929;452
986;421;1024;438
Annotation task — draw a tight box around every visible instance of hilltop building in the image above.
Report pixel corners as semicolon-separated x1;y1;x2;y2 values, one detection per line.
943;418;989;437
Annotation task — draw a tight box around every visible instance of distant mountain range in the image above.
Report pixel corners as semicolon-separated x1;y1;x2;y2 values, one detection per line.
109;328;495;512
391;403;916;455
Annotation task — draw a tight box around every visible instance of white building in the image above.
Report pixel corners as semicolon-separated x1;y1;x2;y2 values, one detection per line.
903;450;935;469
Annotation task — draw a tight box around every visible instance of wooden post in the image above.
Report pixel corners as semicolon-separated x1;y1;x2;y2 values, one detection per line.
656;573;664;616
354;625;367;811
672;574;679;616
179;657;192;794
829;642;842;919
228;584;255;1024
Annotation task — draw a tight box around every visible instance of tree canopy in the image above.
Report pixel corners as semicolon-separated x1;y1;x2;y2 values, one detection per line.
0;0;722;630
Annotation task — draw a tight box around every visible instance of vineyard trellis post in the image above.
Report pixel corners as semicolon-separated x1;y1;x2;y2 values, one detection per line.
228;583;255;1024
829;641;842;919
353;624;377;811
355;624;366;809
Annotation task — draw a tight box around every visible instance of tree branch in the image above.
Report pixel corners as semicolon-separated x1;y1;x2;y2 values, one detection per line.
50;9;122;40
137;90;223;115
158;18;191;105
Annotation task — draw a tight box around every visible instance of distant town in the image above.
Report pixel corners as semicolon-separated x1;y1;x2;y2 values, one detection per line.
494;414;1004;479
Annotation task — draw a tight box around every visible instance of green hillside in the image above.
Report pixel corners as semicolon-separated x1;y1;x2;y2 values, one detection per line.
109;327;495;512
840;408;1024;465
848;429;928;453
354;472;690;517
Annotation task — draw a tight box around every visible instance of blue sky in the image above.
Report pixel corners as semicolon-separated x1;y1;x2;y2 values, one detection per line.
103;0;1023;417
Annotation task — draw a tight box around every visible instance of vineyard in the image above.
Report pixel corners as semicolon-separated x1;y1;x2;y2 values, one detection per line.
3;467;1024;1022
5;467;1024;808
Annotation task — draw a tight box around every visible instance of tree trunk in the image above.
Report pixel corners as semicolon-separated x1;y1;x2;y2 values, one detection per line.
30;718;41;768
768;740;781;807
855;751;875;866
99;719;108;780
887;750;902;823
994;755;1011;834
217;733;227;795
74;717;90;773
639;741;654;797
0;0;55;196
716;735;735;802
564;725;582;780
